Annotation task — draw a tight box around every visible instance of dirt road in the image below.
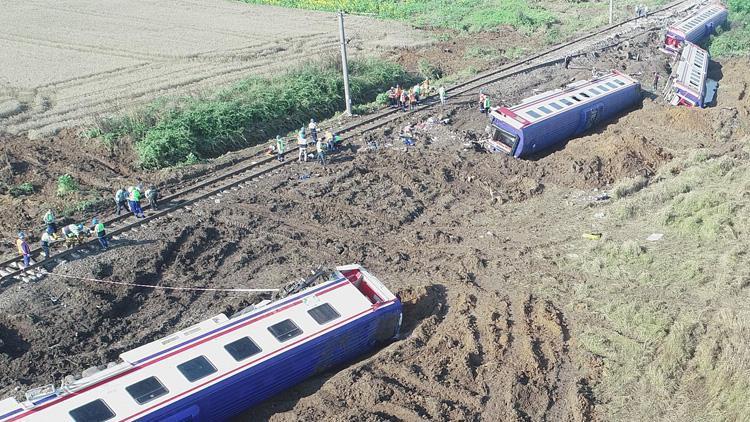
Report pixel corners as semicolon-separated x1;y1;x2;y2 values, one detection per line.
0;0;428;137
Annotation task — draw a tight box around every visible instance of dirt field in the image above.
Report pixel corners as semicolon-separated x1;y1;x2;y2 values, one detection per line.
0;0;429;137
1;3;749;419
2;38;748;419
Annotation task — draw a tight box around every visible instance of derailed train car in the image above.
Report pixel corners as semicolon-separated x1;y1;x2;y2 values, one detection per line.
488;71;642;158
664;41;711;107
0;265;402;422
662;3;727;55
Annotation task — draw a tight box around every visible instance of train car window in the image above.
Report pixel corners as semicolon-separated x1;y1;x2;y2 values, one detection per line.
560;98;573;106
606;82;618;89
224;337;262;361
615;80;626;86
308;303;341;325
589;88;601;95
526;110;541;119
126;376;169;405
177;356;217;382
579;92;591;98
268;319;303;342
571;96;581;102
538;106;552;114
599;85;610;92
69;399;115;422
549;102;563;110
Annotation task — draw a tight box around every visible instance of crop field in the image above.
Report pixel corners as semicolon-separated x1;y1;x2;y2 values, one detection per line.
0;0;428;137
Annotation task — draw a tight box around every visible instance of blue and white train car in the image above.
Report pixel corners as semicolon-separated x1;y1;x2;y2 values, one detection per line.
0;264;402;422
662;3;727;55
487;71;642;158
665;42;710;107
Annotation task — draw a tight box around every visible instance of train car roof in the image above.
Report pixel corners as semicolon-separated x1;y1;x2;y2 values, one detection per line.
1;264;398;422
668;4;727;36
673;42;709;97
490;71;639;129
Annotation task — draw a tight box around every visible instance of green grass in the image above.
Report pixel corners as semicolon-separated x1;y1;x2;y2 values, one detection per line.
9;182;34;197
709;0;750;57
93;58;417;169
241;0;557;33
56;174;79;196
564;144;750;420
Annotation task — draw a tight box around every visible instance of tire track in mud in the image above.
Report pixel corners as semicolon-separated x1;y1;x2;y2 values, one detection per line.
252;285;593;421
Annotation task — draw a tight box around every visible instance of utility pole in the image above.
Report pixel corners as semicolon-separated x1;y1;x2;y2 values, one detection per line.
609;0;613;24
338;11;352;116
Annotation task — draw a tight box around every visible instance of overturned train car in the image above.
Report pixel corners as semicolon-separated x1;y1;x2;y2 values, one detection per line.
662;3;727;55
664;41;710;107
488;71;642;158
0;265;402;422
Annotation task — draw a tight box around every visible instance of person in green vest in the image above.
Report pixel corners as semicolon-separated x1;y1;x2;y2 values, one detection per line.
91;218;108;250
483;95;491;114
129;186;145;218
43;209;57;233
276;135;286;162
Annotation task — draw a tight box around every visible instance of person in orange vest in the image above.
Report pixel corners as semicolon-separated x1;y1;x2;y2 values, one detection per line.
16;232;31;268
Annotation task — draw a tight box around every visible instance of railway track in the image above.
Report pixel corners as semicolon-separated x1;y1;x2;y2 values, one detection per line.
0;0;698;285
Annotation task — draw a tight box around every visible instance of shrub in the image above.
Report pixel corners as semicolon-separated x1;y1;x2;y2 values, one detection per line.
418;59;443;80
57;174;79;196
96;58;417;168
708;0;750;57
9;182;34;197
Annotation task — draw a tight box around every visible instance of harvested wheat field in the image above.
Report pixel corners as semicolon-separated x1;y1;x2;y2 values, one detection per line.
0;0;428;137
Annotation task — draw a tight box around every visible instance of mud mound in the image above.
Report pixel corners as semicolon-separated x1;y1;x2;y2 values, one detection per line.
553;128;673;187
254;286;593;421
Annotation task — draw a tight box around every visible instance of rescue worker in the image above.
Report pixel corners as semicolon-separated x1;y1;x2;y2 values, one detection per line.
395;85;402;108
421;79;431;96
276;135;286;162
409;88;416;111
652;71;660;90
17;232;31;268
91;218;108;250
145;186;159;210
297;126;308;162
43;209;57;233
324;130;335;152
478;92;486;113
129;186;145;218
308;119;318;143
413;84;421;105
400;125;415;146
41;226;55;259
316;136;326;166
564;55;572;69
387;87;397;107
483;95;491;114
400;89;408;112
115;188;128;215
438;86;446;106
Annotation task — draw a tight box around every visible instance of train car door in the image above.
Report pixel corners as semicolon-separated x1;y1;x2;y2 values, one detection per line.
578;103;604;133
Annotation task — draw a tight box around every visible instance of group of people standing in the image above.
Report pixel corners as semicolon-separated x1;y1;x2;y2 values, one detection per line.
387;80;445;111
270;118;341;166
114;184;159;218
14;183;160;270
15;209;109;270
